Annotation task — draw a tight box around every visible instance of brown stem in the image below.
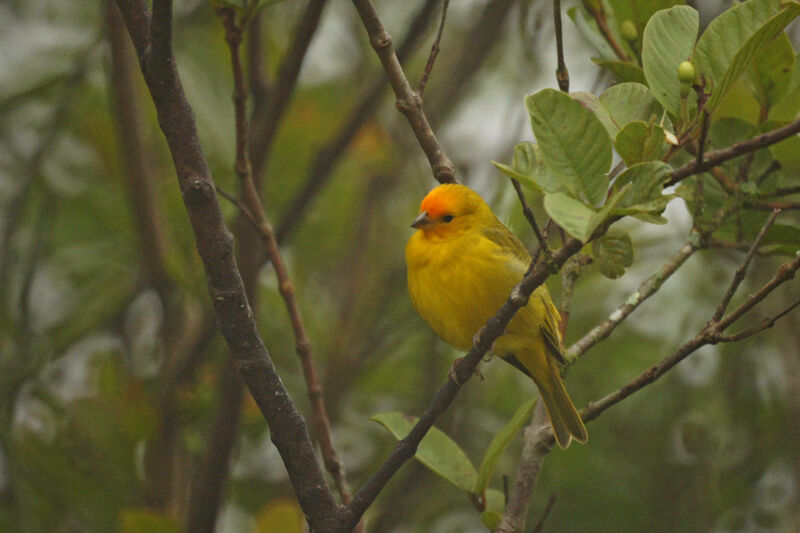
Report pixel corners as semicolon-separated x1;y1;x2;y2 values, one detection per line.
217;6;355;510
668;118;800;186
352;0;456;184
113;1;342;528
553;0;569;92
417;0;450;96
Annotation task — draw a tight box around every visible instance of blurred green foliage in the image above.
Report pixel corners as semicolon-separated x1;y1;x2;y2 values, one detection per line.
0;0;799;532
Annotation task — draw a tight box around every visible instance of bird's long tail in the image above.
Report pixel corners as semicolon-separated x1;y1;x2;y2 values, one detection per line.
534;364;588;449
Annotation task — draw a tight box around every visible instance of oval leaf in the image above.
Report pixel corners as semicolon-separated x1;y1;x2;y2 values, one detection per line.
593;231;634;279
592;58;647;84
615;121;667;165
371;412;477;492
693;0;800;115
526;89;612;205
599;82;665;131
543;193;597;242
642;5;699;115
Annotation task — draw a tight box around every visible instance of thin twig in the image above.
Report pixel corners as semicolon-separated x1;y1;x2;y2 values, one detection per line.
696;110;710;167
553;0;569;92
250;0;328;183
531;493;558;533
717;297;800;343
559;254;592;338
668;118;800;186
566;239;699;363
511;179;549;258
339;237;586;531
274;0;442;243
586;2;630;62
216;6;355;511
417;0;450;96
352;0;456;184
584;248;800;425
712;209;779;322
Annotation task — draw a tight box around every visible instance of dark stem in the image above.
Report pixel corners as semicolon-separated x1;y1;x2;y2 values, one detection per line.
417;0;450;96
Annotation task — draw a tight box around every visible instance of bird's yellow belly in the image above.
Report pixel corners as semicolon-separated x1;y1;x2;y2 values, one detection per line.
407;238;523;351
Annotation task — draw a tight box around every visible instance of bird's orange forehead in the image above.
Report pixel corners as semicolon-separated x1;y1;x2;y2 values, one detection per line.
419;184;458;218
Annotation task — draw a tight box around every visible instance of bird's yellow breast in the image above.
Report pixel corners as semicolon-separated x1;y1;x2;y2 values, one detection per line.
406;229;533;352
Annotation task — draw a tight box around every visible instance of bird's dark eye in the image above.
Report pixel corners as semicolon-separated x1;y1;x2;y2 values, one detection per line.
442;215;454;223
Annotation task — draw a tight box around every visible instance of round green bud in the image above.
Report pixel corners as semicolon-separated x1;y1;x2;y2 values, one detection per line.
677;61;696;84
620;20;638;42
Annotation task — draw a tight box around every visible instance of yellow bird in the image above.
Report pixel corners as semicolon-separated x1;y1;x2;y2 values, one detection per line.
406;184;587;448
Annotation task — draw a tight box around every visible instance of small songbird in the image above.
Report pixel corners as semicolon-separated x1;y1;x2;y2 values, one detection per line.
405;184;587;448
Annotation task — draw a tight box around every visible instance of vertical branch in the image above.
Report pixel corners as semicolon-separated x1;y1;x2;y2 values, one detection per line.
496;405;553;533
553;0;569;92
217;5;355;510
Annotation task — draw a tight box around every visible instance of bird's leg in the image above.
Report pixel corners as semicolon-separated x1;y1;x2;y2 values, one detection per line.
449;356;484;385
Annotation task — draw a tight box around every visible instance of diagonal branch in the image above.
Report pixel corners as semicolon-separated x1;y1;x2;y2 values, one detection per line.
113;1;342;529
712;209;779;322
566;239;699;363
217;4;354;510
352;0;456;184
668;118;800;186
338;237;585;531
274;0;442;243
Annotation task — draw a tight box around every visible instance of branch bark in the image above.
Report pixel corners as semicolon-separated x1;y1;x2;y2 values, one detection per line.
113;1;342;529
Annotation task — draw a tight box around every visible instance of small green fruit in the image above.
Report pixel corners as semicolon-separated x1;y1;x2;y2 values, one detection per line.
677;61;696;84
620;20;638;42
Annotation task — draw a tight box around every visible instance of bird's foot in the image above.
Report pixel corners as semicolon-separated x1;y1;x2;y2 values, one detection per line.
449;356;484;385
473;326;496;358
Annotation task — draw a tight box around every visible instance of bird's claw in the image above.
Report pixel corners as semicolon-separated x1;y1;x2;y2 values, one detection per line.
449;356;484;385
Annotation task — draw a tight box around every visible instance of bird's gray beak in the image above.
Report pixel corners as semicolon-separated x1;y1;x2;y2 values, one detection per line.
411;211;432;229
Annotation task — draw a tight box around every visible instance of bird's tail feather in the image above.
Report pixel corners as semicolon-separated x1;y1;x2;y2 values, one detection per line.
536;367;588;449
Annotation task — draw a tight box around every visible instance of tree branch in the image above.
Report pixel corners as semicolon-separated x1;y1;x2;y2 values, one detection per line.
417;0;450;96
553;0;569;92
338;237;585;531
668;118;800;186
249;0;329;182
351;0;456;184
217;4;355;511
712;209;779;322
566;238;698;363
274;0;442;243
113;1;342;529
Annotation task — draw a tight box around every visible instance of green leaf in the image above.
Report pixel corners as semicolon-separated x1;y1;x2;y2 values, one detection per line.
543;193;597;242
749;33;795;109
492;143;562;194
600;83;666;131
610;161;672;216
475;398;536;495
693;0;800;115
592;231;634;279
769;53;800;121
615;121;667;165
609;0;687;32
526;89;612;205
592;58;647;84
371;412;478;492
642;5;699;115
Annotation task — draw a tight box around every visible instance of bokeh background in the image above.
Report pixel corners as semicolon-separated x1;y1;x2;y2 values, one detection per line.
1;0;799;531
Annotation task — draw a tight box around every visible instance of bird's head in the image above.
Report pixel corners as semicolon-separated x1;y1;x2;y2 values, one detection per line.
411;184;493;239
